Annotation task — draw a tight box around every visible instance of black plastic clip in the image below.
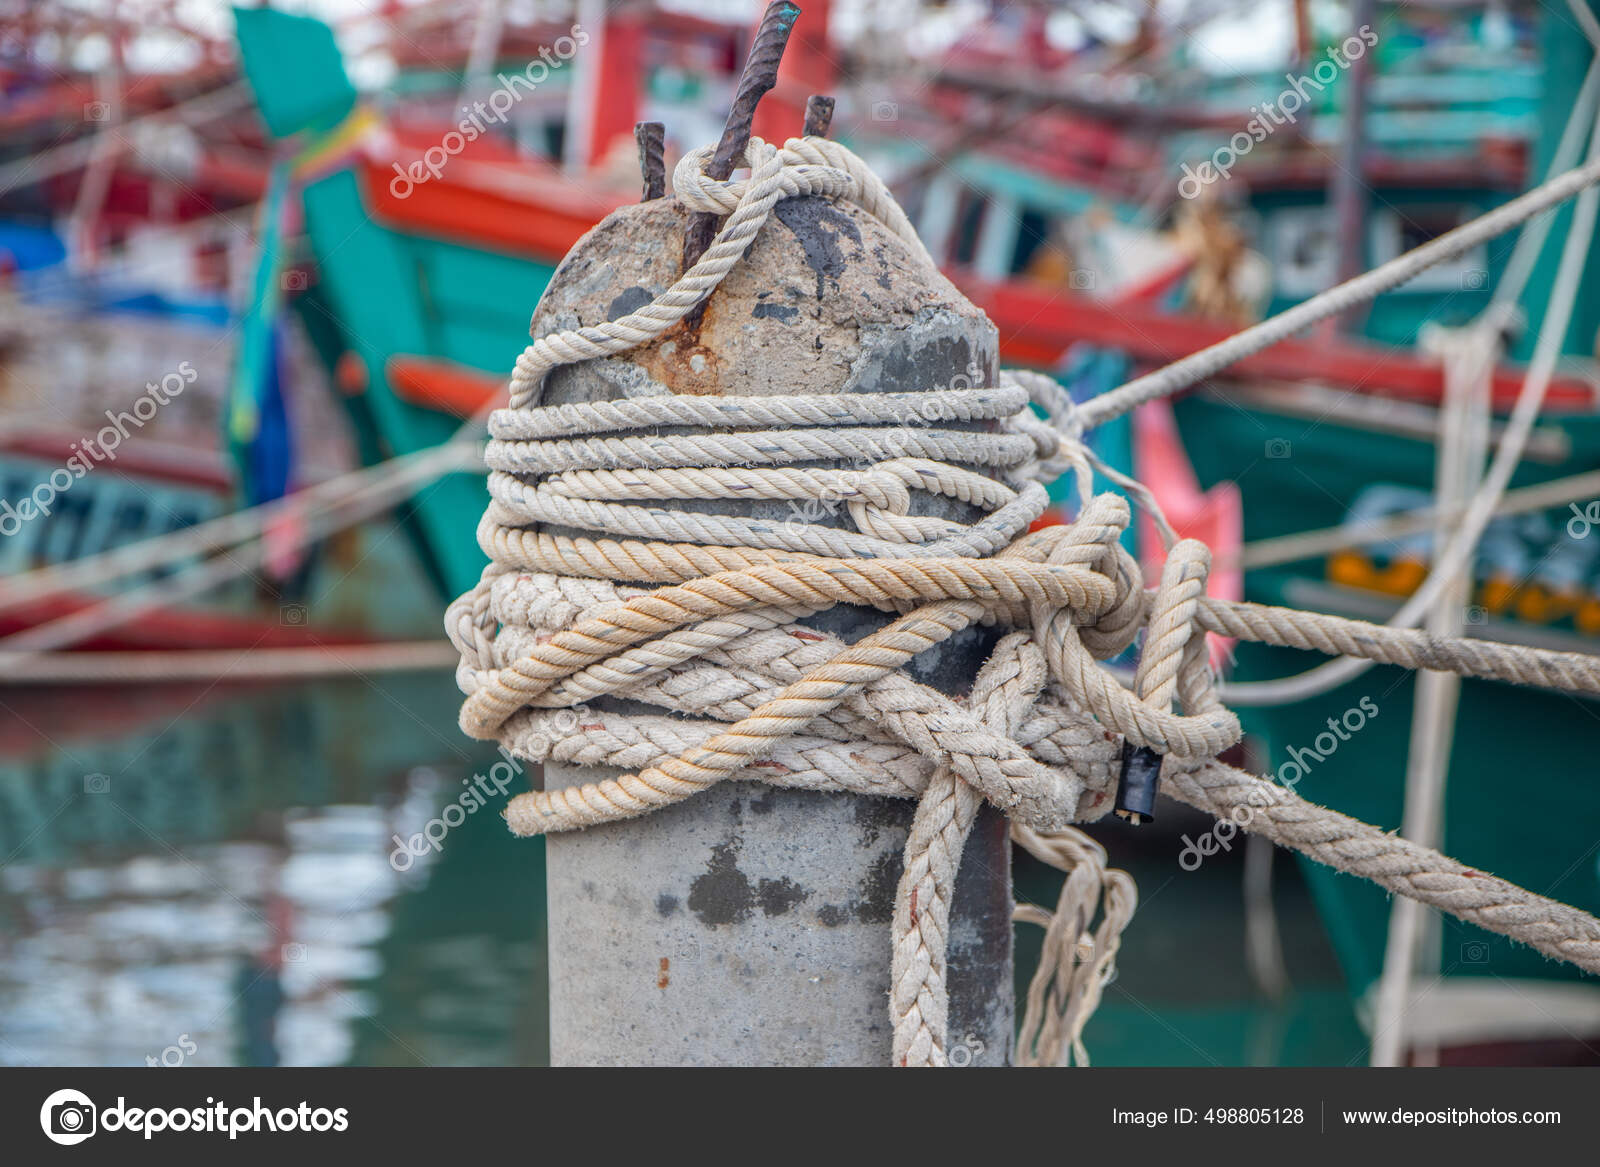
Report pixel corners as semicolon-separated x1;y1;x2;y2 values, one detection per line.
1114;741;1163;825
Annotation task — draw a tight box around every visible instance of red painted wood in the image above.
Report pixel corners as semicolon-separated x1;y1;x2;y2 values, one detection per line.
0;432;235;492
387;355;499;416
588;15;644;170
1110;256;1194;306
0;592;377;653
363;156;621;260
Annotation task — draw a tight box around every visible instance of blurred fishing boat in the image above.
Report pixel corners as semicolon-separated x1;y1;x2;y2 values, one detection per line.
220;1;1600;1063
0;8;449;689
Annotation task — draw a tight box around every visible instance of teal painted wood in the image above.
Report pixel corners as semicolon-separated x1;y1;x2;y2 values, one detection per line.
295;171;555;598
234;8;562;600
1519;0;1600;363
1172;390;1600;999
232;7;356;137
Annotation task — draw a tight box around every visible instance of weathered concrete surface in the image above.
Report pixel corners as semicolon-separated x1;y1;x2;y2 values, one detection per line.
530;198;990;401
531;195;1014;1065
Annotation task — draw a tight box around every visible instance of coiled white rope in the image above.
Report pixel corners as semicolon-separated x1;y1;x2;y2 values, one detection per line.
451;133;1600;1066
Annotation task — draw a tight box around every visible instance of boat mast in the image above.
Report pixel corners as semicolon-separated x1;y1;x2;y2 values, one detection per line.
1322;0;1376;338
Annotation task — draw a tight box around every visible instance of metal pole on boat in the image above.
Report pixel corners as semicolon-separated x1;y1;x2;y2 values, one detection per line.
1323;0;1376;337
534;7;1014;1067
562;0;605;176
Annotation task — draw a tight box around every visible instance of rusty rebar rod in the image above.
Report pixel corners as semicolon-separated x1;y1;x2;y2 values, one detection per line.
681;0;801;285
803;94;835;138
635;121;665;201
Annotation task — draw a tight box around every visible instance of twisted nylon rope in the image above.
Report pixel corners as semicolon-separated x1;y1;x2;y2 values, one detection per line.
451;133;1600;1066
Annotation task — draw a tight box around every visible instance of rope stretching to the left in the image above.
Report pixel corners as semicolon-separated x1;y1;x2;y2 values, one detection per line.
448;135;1600;1067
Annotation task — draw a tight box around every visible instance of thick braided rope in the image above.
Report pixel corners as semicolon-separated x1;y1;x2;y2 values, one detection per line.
1197;597;1600;692
484;424;1037;474
456;479;1600;1022
1165;761;1600;973
891;632;1041;1066
485;461;1049;560
491;386;1024;438
1134;541;1215;713
456;134;1600;1069
1013;823;1138;1067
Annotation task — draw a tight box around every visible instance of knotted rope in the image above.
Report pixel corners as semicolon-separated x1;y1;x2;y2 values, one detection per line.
449;134;1600;1066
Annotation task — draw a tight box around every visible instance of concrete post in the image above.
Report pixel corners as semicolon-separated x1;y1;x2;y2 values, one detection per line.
527;166;1014;1066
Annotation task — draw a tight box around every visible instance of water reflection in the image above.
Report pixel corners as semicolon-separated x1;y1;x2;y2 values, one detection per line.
0;674;547;1067
0;670;1354;1067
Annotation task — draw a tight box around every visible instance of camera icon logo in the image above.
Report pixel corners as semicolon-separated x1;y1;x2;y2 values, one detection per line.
1461;269;1489;291
282;270;308;292
40;1088;97;1145
279;603;308;626
83;102;110;122
1069;269;1097;291
84;773;111;795
1265;438;1292;459
1461;940;1491;964
871;101;899;122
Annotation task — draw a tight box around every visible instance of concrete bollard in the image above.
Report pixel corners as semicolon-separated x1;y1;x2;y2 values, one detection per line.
527;188;1014;1066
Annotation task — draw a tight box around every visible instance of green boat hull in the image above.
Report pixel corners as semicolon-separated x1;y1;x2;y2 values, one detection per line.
1176;392;1600;999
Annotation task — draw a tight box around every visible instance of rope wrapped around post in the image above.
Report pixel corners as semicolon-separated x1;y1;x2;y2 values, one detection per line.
450;133;1600;1066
